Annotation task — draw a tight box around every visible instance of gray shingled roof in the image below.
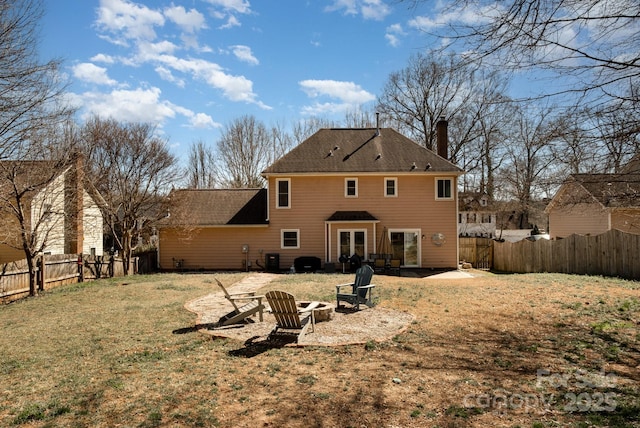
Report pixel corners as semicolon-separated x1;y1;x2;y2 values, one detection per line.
263;128;463;174
164;189;267;226
571;174;640;208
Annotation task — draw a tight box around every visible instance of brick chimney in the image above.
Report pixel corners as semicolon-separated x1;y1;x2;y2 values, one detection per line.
64;154;84;254
436;116;448;160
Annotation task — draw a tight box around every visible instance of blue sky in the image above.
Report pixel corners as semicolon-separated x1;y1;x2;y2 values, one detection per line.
39;0;491;163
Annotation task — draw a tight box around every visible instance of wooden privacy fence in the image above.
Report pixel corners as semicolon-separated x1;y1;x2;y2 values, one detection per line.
493;229;640;280
459;237;493;270
1;254;135;303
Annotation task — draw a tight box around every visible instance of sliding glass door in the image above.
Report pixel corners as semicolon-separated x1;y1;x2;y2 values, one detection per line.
390;229;420;267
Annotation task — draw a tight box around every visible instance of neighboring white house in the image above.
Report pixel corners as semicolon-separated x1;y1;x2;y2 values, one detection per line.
0;159;104;263
458;192;496;238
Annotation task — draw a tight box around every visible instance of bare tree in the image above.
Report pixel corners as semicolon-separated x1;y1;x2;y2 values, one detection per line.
0;0;74;295
79;116;181;275
217;115;274;188
291;117;337;144
496;105;561;228
412;0;640;104
376;52;509;163
186;140;218;189
343;107;377;128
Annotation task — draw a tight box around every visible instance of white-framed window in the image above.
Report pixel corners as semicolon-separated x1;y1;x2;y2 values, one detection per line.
435;177;453;200
384;177;397;197
281;229;299;249
345;178;358;197
276;178;290;208
481;213;492;223
337;229;366;259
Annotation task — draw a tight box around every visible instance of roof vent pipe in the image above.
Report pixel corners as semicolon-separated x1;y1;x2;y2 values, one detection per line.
436;116;448;160
375;112;380;136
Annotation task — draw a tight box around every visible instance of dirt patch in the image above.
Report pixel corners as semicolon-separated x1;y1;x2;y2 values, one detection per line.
185;273;415;346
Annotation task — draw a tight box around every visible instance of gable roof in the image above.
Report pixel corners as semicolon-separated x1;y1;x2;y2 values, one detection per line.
165;189;267;226
263;128;463;175
548;173;640;211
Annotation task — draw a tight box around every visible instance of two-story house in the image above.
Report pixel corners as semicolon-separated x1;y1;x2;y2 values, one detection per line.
458;192;496;238
0;159;104;264
158;124;463;271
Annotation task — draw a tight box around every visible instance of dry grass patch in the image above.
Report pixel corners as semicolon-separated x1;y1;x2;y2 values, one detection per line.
0;271;638;427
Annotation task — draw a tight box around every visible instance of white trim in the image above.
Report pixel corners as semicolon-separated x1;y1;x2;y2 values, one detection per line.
344;177;358;198
276;178;291;209
384;177;398;197
435;177;454;200
281;229;300;249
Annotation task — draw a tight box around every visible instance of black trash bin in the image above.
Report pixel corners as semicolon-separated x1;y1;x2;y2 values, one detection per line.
265;253;279;273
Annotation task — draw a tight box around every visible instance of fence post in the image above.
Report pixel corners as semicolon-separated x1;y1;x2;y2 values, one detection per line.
38;254;45;292
77;253;84;283
109;254;114;278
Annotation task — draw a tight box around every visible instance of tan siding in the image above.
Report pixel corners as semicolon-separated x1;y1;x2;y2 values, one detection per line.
548;203;610;238
160;172;460;270
268;174;459;268
611;209;640;235
159;226;276;270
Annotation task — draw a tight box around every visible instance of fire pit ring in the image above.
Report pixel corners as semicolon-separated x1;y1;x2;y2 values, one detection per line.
297;301;334;322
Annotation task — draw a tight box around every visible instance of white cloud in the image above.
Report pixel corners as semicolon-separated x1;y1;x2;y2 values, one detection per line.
219;15;241;29
96;0;165;42
90;53;116;64
78;87;176;124
72;63;117;86
155;66;185;87
188;112;221;129
325;0;391;21
361;0;391;21
137;40;178;58
204;0;251;14
164;5;206;33
385;23;405;47
231;45;259;65
299;80;375;116
155;55;270;108
299;79;375;104
408;3;498;31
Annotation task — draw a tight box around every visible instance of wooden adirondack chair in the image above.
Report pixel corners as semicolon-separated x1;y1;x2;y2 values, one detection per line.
265;290;319;343
336;264;376;310
214;278;265;326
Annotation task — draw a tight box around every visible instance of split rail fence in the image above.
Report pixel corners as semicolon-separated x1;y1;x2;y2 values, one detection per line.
1;254;135;303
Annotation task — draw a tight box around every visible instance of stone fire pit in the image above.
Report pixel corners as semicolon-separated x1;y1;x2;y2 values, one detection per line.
298;301;334;322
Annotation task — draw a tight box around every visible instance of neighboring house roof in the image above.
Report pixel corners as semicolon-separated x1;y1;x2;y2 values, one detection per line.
459;191;493;212
263;128;463;175
0;160;61;195
621;154;640;174
547;173;640;212
164;189;267;226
